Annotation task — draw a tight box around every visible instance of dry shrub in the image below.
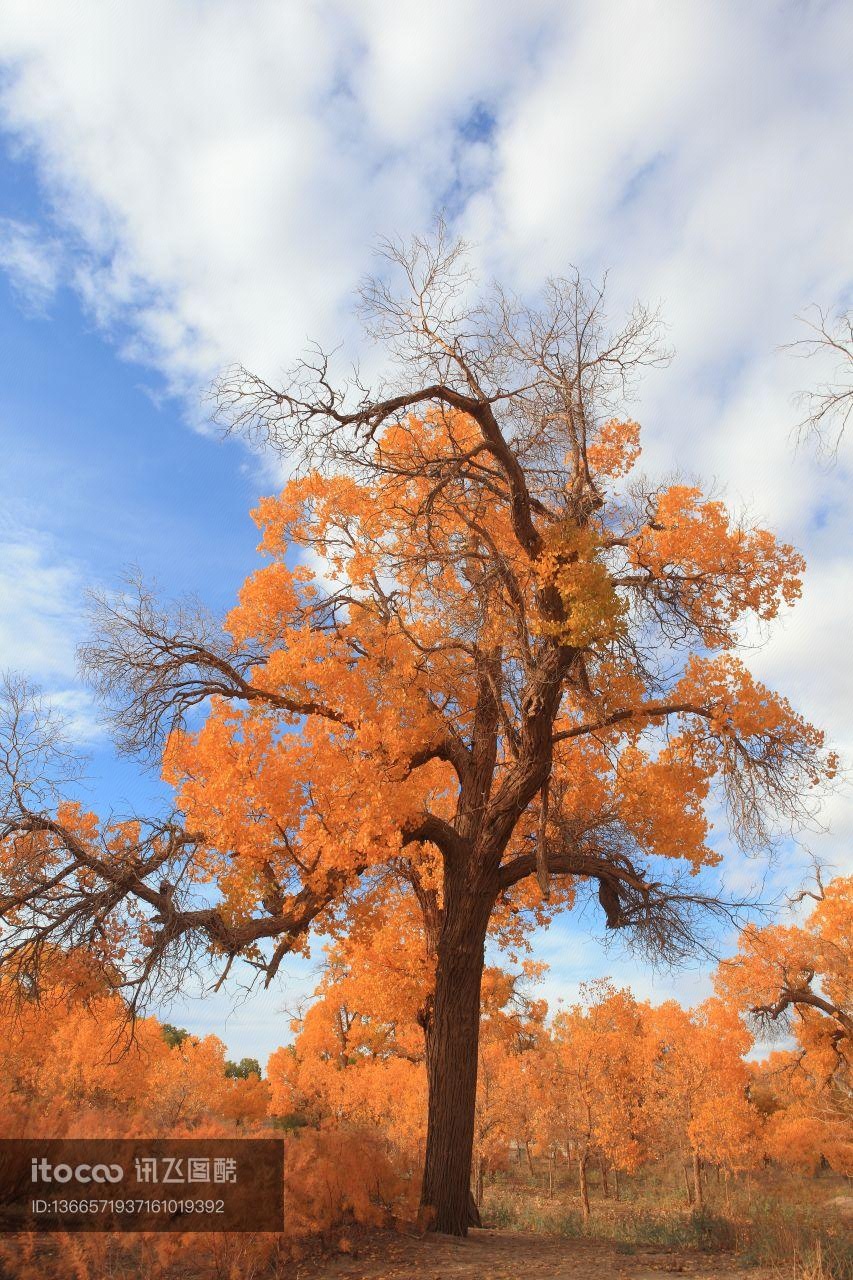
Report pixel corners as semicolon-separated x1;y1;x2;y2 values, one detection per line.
0;1122;416;1279
284;1123;418;1239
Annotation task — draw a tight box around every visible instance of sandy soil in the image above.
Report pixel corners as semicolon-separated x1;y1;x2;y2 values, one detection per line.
295;1228;767;1280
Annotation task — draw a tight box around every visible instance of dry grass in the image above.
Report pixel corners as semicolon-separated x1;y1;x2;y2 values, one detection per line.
481;1164;852;1280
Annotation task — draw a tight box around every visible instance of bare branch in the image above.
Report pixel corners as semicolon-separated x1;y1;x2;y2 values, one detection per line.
785;304;853;461
79;573;352;758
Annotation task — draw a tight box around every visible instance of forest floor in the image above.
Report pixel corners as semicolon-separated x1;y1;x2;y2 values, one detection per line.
292;1168;852;1279
296;1228;773;1280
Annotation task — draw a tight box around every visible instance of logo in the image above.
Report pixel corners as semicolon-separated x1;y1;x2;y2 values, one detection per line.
31;1159;123;1185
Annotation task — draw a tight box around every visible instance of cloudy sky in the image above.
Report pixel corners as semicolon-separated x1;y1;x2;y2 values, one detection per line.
0;0;850;1060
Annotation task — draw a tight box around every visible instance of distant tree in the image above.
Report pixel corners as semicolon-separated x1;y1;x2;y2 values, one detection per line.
787;305;853;460
542;981;648;1220
716;874;852;1059
716;873;851;1176
224;1057;262;1079
161;1023;191;1048
645;998;760;1207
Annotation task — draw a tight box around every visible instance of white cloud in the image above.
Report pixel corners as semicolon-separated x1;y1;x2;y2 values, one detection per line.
0;0;559;391
0;216;61;309
0;530;102;742
0;2;849;425
0;535;80;678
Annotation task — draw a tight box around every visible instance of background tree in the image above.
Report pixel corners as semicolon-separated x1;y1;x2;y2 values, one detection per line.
645;999;760;1207
717;874;851;1176
0;230;834;1234
542;981;648;1220
0;948;270;1136
225;1056;262;1079
716;873;852;1052
787;306;853;460
472;965;547;1209
265;910;428;1169
161;1023;191;1048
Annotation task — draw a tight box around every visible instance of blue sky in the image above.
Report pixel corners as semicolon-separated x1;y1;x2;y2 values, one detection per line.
0;0;851;1062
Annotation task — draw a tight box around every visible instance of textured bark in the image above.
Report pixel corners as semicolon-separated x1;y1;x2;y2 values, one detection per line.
420;894;490;1236
578;1153;591;1221
692;1150;703;1209
475;1157;485;1208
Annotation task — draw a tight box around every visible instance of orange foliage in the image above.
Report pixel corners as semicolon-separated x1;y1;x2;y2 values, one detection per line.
717;876;852;1175
1;867;850;1273
645;999;762;1188
0;385;836;1234
0;957;271;1138
145;408;826;951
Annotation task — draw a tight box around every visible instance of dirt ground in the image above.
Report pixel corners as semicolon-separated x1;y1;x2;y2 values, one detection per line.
296;1228;768;1280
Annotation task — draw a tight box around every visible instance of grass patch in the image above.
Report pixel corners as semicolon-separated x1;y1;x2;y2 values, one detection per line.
482;1187;852;1279
739;1202;852;1280
483;1192;735;1250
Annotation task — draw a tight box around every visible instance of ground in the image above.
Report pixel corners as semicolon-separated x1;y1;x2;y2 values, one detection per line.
297;1229;772;1280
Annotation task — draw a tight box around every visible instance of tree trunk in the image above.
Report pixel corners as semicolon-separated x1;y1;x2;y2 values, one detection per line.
420;904;489;1236
600;1157;609;1197
692;1150;703;1209
474;1154;485;1207
578;1153;590;1222
683;1162;693;1207
613;1166;620;1201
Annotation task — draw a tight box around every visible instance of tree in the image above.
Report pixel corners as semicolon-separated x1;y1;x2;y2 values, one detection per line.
751;1048;852;1177
787;306;853;460
717;873;851;1175
716;873;851;1052
472;965;547;1208
225;1057;262;1079
0;946;271;1137
161;1023;191;1048
0;230;834;1234
266;902;429;1170
645;999;760;1206
541;982;648;1220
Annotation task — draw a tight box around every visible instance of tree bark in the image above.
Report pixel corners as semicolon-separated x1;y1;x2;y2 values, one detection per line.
578;1153;590;1222
692;1150;703;1209
683;1161;693;1206
420;898;490;1236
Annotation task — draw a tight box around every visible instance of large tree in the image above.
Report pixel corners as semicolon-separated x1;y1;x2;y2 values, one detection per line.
0;231;834;1234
